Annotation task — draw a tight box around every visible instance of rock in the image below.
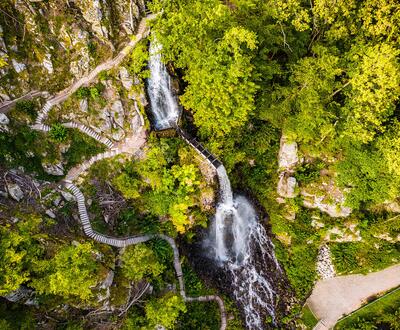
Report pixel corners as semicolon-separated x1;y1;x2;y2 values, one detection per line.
110;100;125;128
277;174;298;198
316;245;335;279
0;113;9;132
0;113;9;125
302;191;352;218
61;190;76;202
4;287;32;303
6;183;24;201
382;200;400;213
42;53;53;74
11;59;26;73
0;190;8;198
99;270;114;290
75;0;108;39
119;67;133;90
42;162;64;176
278;135;299;170
53;196;62;207
11;217;19;224
45;209;56;219
79;98;88;112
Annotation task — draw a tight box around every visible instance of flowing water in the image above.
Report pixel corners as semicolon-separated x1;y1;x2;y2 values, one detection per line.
148;42;283;330
211;166;282;329
147;42;180;130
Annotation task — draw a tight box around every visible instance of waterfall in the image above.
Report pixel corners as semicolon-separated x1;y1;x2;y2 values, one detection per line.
147;41;180;130
212;166;282;329
147;41;284;330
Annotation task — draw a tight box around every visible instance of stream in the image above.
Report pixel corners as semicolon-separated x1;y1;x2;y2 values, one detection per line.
147;41;290;329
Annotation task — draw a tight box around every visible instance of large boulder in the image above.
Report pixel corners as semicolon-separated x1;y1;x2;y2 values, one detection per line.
277;174;298;198
278;135;299;170
42;162;65;176
6;183;24;201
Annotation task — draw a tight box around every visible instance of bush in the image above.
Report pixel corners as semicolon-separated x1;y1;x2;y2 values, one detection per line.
49;123;68;142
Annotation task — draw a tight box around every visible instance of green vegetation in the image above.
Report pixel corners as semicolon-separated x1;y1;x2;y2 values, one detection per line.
113;135;211;233
121;244;165;282
299;305;318;329
335;287;400;330
49;123;68;142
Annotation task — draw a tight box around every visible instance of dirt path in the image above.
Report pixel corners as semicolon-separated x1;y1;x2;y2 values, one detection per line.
307;264;400;329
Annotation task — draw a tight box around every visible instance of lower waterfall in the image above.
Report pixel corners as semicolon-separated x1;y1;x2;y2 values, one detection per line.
209;166;282;329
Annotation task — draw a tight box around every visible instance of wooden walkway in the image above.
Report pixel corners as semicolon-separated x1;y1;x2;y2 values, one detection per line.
176;127;222;170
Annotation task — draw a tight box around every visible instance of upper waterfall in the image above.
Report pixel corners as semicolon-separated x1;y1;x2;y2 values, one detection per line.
147;41;180;130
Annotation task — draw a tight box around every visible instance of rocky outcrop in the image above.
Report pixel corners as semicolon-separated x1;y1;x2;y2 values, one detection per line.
277;135;299;200
6;183;24;201
278;135;299;170
0;113;10;132
301;178;352;218
277;173;298;198
42;162;65;176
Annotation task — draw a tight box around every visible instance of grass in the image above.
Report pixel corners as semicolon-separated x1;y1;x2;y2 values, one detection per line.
335;286;400;329
300;305;319;329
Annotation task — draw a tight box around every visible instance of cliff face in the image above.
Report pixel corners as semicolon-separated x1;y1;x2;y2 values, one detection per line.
0;0;145;99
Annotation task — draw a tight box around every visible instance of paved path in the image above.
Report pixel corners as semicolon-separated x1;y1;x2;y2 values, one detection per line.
307;264;400;329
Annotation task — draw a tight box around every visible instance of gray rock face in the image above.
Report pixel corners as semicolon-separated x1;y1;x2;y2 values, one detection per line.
11;59;26;73
277;174;298;198
79;98;88;112
61;190;76;202
42;53;53;74
0;113;9;132
4;287;32;303
42;162;65;176
119;67;134;90
45;209;56;219
278;135;299;170
6;183;24;201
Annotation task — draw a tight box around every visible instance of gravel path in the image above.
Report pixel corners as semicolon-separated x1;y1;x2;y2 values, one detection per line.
307;264;400;329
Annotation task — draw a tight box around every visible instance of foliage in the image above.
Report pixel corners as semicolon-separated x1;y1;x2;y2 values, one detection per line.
128;39;150;79
121;244;165;282
145;293;187;329
31;242;100;301
330;241;400;275
114;136;205;233
49;123;68;142
0;215;43;295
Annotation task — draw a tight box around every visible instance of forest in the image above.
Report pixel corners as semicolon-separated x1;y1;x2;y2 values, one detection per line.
0;0;400;329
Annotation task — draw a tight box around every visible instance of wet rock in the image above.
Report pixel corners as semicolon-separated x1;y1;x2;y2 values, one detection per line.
42;162;64;176
277;174;298;198
278;135;299;170
11;59;26;73
6;183;24;201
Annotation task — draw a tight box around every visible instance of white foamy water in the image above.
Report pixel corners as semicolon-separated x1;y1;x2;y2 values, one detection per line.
213;166;282;329
147;41;180;130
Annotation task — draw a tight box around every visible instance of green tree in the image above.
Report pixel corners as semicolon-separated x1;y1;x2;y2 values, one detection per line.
121;244;165;282
0;216;43;295
31;242;99;301
145;293;186;329
49;123;68;142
